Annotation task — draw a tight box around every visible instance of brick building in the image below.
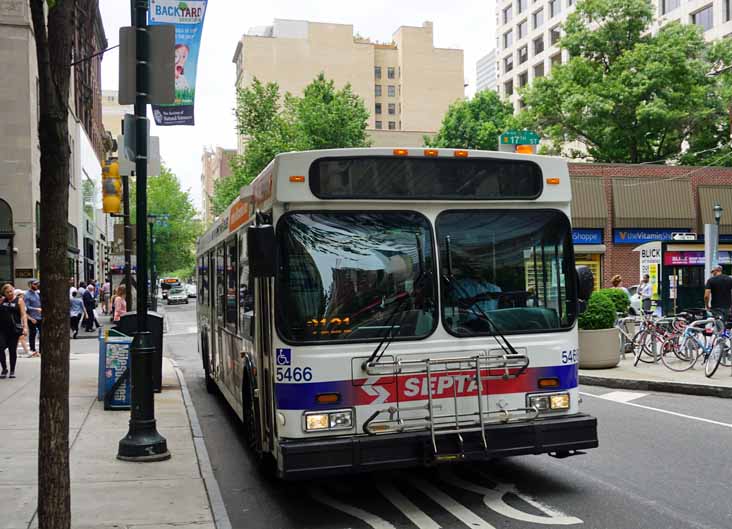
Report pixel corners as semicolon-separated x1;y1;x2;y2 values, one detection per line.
568;162;732;291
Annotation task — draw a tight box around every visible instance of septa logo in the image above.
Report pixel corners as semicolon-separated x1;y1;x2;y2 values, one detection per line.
276;348;291;366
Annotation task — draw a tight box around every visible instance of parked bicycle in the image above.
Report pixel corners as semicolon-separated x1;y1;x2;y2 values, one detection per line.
660;316;728;377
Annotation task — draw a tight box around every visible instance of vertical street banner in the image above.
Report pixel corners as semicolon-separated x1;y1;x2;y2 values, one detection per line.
148;0;207;126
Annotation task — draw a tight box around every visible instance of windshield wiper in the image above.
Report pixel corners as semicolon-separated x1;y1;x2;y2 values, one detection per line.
362;233;426;369
443;235;522;360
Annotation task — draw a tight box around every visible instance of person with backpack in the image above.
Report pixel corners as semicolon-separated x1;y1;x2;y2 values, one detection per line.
0;283;28;378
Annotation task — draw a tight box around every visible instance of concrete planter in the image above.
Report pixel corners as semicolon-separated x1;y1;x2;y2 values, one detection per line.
579;327;620;369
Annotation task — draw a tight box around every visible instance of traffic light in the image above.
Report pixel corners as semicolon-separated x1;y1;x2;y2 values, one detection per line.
102;159;122;214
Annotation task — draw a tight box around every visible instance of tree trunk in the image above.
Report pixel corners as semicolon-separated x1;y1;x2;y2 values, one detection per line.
29;2;79;528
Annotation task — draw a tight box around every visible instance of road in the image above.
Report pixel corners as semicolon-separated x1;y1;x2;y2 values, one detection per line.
164;300;732;529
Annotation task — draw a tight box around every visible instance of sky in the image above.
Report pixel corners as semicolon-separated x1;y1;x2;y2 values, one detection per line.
99;1;497;212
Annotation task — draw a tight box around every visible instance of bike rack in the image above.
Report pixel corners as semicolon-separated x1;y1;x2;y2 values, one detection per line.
363;352;536;459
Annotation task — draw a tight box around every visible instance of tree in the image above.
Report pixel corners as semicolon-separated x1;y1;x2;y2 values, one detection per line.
516;0;730;164
29;1;86;527
213;74;370;215
130;166;202;275
426;90;514;150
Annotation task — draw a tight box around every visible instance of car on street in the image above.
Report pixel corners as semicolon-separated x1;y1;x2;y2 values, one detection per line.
186;283;197;298
167;285;188;305
628;284;641;315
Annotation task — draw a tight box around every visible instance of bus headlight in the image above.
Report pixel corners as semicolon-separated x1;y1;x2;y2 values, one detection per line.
528;392;570;411
304;409;353;432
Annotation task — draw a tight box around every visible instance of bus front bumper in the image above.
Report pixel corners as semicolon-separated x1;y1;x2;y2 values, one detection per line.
277;413;597;480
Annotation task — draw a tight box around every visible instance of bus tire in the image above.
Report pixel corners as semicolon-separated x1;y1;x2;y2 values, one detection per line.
242;376;260;454
201;336;216;394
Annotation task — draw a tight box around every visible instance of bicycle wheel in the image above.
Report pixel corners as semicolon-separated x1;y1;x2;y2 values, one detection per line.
705;338;727;378
661;337;700;372
633;331;658;365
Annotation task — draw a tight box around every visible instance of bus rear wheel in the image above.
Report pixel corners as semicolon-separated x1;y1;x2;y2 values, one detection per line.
242;379;260;453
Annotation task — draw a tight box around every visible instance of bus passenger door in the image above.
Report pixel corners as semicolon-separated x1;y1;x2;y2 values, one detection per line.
212;244;225;383
254;276;275;453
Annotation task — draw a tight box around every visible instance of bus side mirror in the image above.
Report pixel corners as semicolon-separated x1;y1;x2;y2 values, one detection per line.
576;265;594;314
248;224;276;278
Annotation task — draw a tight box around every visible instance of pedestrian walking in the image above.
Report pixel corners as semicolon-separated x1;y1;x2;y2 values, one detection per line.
82;284;100;332
611;274;630;298
112;285;127;323
69;289;86;339
24;279;42;357
639;274;653;313
101;280;110;314
14;290;31;357
0;283;28;379
704;264;732;319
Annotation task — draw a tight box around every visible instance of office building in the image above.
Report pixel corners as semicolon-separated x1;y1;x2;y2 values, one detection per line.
201;146;237;224
232;19;464;148
496;0;732;109
476;49;498;92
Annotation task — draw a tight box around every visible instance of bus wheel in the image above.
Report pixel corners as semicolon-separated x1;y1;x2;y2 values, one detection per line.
242;379;260;454
201;340;216;394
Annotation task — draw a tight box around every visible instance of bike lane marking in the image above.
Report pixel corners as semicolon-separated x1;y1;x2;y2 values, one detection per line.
311;486;397;529
376;479;442;529
580;391;732;429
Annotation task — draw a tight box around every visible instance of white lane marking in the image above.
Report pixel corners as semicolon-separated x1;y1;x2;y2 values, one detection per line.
406;477;497;529
597;391;648;403
311;487;396;529
580;391;732;429
377;479;441;529
441;468;582;525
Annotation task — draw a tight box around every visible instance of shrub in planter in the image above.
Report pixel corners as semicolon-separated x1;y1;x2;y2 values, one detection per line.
597;288;630;315
579;292;617;330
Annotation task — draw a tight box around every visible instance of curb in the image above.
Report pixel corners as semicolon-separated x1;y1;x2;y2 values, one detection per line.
579;374;732;399
172;361;233;529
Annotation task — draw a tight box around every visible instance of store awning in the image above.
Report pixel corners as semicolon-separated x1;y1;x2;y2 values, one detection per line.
612;178;694;229
570;176;607;228
698;186;732;234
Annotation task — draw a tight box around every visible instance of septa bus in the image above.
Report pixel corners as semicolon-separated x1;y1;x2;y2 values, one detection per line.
196;148;598;479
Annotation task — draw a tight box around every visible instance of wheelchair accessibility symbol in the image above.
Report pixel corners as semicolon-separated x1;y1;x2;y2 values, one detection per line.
276;348;291;366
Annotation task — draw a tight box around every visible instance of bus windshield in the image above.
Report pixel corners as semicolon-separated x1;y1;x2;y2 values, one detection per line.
437;209;576;335
277;212;437;343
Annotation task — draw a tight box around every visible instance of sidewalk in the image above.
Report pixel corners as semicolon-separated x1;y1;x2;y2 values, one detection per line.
1;336;218;529
580;355;732;398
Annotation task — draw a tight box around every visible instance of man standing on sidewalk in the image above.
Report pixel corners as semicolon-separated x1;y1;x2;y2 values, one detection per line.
639;274;653;314
704;265;732;319
24;279;42;356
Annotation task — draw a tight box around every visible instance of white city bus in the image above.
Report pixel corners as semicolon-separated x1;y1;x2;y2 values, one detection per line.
196;147;597;479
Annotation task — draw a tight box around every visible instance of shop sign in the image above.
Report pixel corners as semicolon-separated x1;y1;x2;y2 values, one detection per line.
572;229;603;245
664;251;732;266
613;229;688;244
15;268;34;279
634;241;662;298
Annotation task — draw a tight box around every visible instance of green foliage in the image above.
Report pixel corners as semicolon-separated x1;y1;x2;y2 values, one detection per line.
578;292;617;330
426;90;515;150
213;74;371;216
130;165;203;276
516;0;732;164
598;288;630;315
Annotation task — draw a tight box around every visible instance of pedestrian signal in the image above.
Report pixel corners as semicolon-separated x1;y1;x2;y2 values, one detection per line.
102;160;122;214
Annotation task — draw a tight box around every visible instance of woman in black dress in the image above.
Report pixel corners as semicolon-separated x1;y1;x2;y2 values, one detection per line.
0;283;28;378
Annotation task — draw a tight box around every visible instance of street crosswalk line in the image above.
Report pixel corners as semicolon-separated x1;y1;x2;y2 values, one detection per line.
596;391;648;403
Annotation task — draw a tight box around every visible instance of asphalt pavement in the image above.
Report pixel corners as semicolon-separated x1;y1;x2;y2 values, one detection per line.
164;300;732;529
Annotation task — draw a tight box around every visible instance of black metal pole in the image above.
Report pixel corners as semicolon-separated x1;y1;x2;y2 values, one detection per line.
149;219;157;312
118;0;169;462
122;173;133;309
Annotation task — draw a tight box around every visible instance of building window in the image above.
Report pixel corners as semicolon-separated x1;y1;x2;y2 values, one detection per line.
388;103;396;115
504;29;513;49
549;0;561;18
661;0;680;15
568;0;574;5
399;120;401;129
534;35;545;55
533;8;544;29
726;0;732;21
517;0;527;14
375;84;382;97
0;199;13;284
519;98;526;110
550;26;561;45
518;19;528;40
518;71;528;87
534;62;545;78
398;85;401;96
504;54;514;73
375;120;382;129
504;79;514;96
692;5;714;31
387;66;395;79
375;66;382;79
375;103;382;114
388;85;396;97
518;45;528;64
550;52;562;67
503;5;513;24
388;121;396;130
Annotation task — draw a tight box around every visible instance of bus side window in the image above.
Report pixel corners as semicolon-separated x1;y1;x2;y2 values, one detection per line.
239;230;254;338
226;238;238;332
216;245;225;321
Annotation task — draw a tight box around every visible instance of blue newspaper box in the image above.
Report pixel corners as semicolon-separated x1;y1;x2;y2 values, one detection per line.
97;329;133;410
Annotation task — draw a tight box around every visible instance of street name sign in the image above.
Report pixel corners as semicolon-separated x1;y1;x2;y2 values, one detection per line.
500;130;540;145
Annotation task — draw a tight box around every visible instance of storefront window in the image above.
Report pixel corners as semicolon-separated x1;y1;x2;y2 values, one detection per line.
0;200;13;284
575;253;602;291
